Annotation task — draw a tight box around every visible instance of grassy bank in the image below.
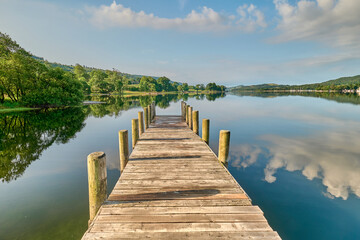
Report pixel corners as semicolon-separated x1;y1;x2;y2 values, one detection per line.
122;90;224;96
0;101;37;113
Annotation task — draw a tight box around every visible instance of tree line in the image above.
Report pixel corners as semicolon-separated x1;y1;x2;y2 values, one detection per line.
1;32;226;108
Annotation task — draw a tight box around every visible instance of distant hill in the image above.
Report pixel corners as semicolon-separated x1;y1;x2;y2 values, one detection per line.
322;75;360;85
230;75;360;91
33;56;158;84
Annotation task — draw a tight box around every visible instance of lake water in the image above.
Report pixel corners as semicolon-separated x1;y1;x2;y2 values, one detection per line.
1;93;360;239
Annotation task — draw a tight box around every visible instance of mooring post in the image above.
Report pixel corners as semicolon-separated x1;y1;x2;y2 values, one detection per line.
202;119;210;144
181;101;184;118
192;110;199;135
138;111;144;135
147;105;151;125
188;106;193;130
132;119;139;149
152;102;156;120
87;152;107;225
218;130;230;165
186;105;189;125
119;130;129;173
149;104;153;121
144;107;149;129
183;102;187;120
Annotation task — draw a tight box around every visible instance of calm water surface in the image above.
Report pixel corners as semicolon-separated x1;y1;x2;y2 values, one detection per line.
0;93;360;239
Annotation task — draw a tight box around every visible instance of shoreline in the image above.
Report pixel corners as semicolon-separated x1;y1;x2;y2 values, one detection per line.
0;90;225;113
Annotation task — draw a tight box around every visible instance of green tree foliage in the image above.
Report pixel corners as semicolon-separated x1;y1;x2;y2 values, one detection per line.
105;70;123;93
139;76;158;91
86;69;126;94
157;76;172;92
22;68;83;107
205;82;226;92
0;32;84;107
231;75;360;92
138;76;181;92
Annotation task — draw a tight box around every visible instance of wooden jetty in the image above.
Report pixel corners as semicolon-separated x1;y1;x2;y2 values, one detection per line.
82;102;281;239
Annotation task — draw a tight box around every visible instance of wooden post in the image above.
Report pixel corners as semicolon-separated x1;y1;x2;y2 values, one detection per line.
181;101;184;118
144;107;149;129
138;111;144;135
183;102;187;120
192;110;199;135
118;130;129;173
218;130;230;164
132;119;139;149
185;105;189;125
188;106;193;130
152;102;156;120
147;105;151;124
149;104;153;121
87;152;107;225
202;119;210;144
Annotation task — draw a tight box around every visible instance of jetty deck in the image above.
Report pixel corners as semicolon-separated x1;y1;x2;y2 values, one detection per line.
82;115;281;239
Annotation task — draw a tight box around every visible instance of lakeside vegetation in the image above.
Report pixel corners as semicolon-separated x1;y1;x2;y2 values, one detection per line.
230;75;360;92
0;32;225;112
0;93;225;182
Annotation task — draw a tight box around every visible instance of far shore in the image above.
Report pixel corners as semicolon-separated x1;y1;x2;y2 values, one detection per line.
231;89;360;94
0;90;225;113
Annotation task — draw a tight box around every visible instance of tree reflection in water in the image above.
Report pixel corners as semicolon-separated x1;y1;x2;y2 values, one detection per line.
0;108;86;182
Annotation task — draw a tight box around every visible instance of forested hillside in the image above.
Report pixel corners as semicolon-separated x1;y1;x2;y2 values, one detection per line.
231;75;360;92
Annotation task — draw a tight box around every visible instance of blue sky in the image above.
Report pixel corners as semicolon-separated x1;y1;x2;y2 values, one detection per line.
1;0;359;86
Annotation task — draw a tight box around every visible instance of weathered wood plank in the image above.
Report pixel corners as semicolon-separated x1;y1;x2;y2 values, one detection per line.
89;222;273;233
100;206;263;215
112;186;243;193
96;214;267;223
81;115;280;240
83;231;281;240
108;193;248;201
102;199;252;207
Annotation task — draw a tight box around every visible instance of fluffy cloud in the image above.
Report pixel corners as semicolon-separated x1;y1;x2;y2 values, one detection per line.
230;144;263;169
87;1;266;32
273;0;360;48
262;128;360;200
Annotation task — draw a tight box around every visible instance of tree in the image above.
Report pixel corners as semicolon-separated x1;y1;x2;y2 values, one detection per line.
74;64;90;82
0;32;84;107
139;76;158;92
22;68;83;107
105;70;123;93
89;70;112;93
139;76;150;91
177;85;183;92
157;77;171;92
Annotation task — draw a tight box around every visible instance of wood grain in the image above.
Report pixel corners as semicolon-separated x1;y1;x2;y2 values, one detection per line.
82;115;281;239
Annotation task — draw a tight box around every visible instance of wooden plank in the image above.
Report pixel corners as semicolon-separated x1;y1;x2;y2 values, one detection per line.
81;115;281;240
100;206;263;215
102;199;252;207
108;193;248;201
82;231;281;240
111;187;243;194
121;168;226;173
96;214;267;223
89;222;273;233
118;175;233;181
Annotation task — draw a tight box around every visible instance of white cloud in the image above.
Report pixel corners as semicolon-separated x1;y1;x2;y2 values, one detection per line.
273;0;360;48
87;1;267;33
262;128;360;200
230;144;263;169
